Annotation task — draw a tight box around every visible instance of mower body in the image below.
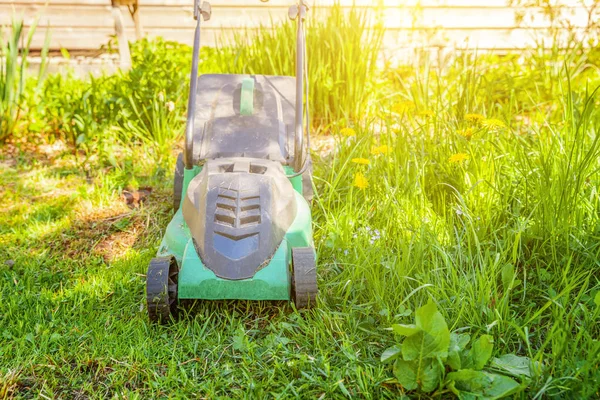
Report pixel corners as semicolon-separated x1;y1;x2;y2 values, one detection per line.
156;74;313;302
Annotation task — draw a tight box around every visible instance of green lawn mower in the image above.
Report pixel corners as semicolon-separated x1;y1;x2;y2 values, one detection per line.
146;0;317;322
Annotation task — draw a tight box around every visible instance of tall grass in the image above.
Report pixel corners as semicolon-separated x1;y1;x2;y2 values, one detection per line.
312;46;600;396
213;3;384;127
0;16;48;143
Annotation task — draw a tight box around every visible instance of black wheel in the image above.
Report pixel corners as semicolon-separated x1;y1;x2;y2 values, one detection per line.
173;152;184;213
302;157;314;206
146;256;179;323
291;247;317;309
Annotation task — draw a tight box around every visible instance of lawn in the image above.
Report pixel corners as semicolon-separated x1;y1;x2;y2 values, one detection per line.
1;6;600;399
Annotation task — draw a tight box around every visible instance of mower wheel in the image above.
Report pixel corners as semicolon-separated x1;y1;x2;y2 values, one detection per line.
291;247;317;309
173;152;184;213
146;256;179;323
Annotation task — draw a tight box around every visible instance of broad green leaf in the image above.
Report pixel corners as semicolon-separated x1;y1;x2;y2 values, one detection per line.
450;333;471;352
448;351;462;371
402;302;450;361
381;345;402;364
394;359;418;391
392;324;420;337
448;333;471;370
447;369;522;399
501;264;515;292
393;358;442;393
420;359;443;393
470;335;494;370
594;291;600;307
490;354;534;378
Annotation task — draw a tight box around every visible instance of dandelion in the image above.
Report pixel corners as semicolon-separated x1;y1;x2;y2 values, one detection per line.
449;153;469;164
418;110;434;118
458;128;473;140
465;113;485;123
371;145;392;155
394;100;416;114
482;118;506;130
351;157;370;165
166;101;175;112
353;172;369;189
340;127;356;137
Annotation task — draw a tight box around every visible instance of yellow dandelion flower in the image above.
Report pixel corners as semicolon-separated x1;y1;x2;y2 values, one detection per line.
371;145;392;155
418;110;434;118
340;127;356;137
465;113;485;123
351;157;370;165
353;172;369;189
482;118;506;129
449;153;469;164
394;100;416;114
458;128;473;140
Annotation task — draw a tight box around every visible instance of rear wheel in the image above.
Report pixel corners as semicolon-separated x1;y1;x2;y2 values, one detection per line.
146;256;179;323
173;153;184;213
291;247;317;309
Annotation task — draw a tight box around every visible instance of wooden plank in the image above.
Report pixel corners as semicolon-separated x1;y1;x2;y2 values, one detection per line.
1;4;594;30
24;26;578;51
4;0;592;53
2;0;594;7
384;27;552;49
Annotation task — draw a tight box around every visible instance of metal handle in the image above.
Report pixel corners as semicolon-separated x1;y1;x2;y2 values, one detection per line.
185;1;211;169
289;1;308;173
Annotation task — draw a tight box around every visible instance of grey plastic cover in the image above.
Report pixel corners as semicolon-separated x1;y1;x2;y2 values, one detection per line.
191;74;297;165
182;158;297;280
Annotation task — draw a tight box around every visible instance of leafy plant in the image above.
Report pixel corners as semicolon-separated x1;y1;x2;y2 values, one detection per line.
0;16;48;142
111;38;198;164
382;302;534;398
42;72;118;163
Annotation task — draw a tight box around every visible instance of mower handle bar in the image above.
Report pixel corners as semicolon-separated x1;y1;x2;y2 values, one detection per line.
184;0;310;175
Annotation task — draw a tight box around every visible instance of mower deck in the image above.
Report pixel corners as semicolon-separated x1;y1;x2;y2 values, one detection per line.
157;188;312;301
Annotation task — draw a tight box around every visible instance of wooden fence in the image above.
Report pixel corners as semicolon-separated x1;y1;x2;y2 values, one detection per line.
0;0;594;53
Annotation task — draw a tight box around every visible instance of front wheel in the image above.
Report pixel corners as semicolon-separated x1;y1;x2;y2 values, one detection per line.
291;247;317;309
146;256;179;323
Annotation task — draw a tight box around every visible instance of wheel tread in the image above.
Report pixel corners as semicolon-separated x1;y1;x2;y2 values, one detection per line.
292;247;318;309
146;256;179;323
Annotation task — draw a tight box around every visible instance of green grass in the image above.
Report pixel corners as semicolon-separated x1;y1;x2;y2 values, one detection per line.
1;8;600;399
0;160;395;398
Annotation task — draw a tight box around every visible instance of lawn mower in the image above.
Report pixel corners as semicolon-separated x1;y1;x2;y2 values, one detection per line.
146;0;317;322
